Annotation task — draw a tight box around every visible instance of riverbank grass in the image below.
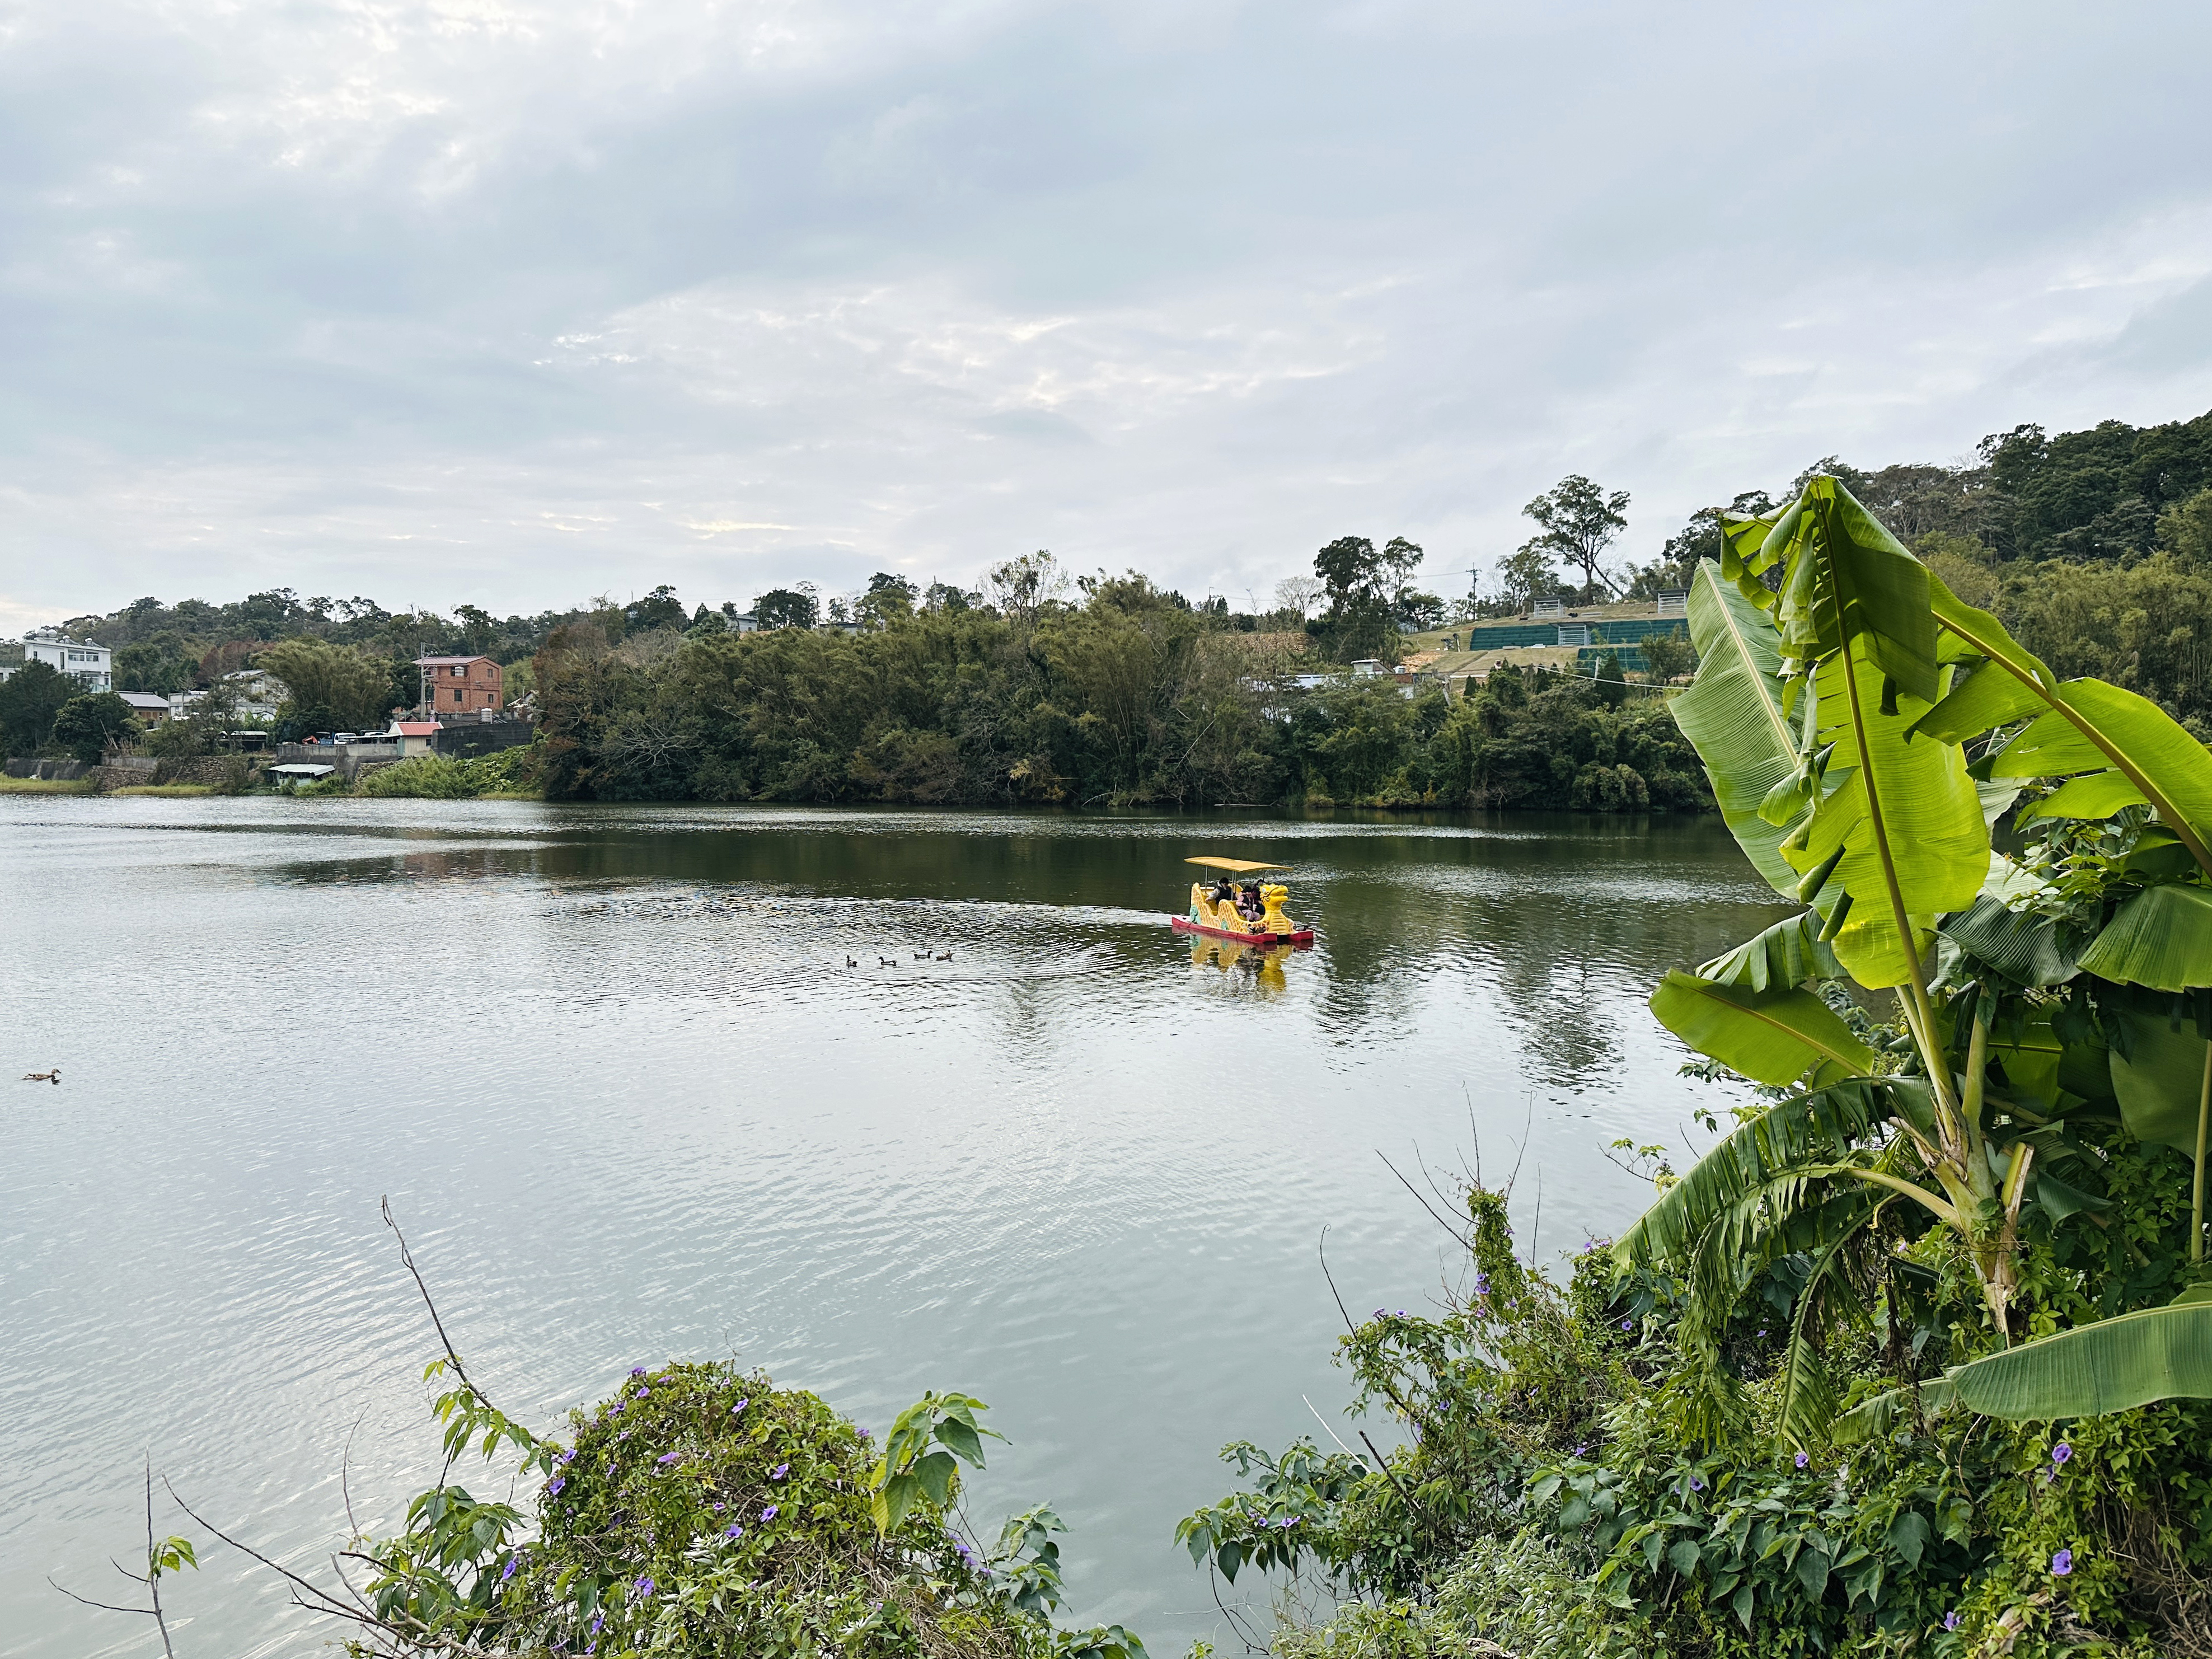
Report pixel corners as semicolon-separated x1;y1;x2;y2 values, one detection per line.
0;774;93;793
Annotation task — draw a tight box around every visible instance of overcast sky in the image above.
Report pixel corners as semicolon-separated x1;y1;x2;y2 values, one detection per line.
5;1;2211;630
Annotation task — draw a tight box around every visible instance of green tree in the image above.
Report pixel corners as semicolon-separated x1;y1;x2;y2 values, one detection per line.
753;587;819;630
859;573;918;630
113;635;198;696
1591;650;1626;708
50;692;142;761
1637;627;1695;682
1521;475;1630;601
2157;485;2212;566
0;660;79;753
1312;536;1423;662
453;603;498;655
260;637;396;737
1495;542;1559;612
624;584;686;633
984;552;1066;624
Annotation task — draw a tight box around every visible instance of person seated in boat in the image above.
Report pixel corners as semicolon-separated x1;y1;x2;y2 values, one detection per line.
1213;878;1238;909
1240;882;1263;920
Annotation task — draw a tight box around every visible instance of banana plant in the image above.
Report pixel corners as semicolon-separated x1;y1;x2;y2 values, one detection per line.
1622;475;2212;1442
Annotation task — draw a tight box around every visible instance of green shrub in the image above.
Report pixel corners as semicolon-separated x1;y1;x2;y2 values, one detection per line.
357;756;482;798
495;1362;1049;1658
1179;1160;2212;1658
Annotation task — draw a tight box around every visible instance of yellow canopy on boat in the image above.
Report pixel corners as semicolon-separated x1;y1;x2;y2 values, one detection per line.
1184;857;1290;873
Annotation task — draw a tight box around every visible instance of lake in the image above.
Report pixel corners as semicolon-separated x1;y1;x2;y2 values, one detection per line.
0;799;1791;1656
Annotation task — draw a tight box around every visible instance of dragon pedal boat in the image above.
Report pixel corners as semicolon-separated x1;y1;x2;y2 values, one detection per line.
1170;856;1315;948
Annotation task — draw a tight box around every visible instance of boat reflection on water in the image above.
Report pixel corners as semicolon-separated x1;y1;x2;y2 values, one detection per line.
1188;934;1295;993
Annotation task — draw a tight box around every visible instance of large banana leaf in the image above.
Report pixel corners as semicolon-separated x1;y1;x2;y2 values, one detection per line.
1947;1303;2212;1418
1941;893;2078;988
1722;477;1941;703
1698;913;1841;992
1781;654;1988;988
1919;582;2212;875
1614;1081;1892;1271
2107;1001;2211;1156
1672;561;1803;902
2022;771;2150;823
1774;1196;1887;1454
1986;1012;2066;1116
1648;971;1875;1086
2075;883;2212;993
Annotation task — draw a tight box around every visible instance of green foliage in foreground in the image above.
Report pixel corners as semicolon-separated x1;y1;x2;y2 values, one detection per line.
1182;1180;2212;1657
316;1357;1143;1659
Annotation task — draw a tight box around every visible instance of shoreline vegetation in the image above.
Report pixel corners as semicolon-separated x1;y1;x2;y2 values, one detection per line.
11;406;2212;815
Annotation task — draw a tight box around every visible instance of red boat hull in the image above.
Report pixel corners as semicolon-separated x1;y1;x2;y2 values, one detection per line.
1171;916;1315;949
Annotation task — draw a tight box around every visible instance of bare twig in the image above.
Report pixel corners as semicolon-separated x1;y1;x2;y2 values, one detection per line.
162;1478;363;1624
1300;1394;1358;1458
144;1461;174;1659
1378;1150;1468;1244
1357;1430;1433;1530
1317;1227;1359;1338
1527;1168;1543;1268
381;1196;475;1396
341;1407;369;1541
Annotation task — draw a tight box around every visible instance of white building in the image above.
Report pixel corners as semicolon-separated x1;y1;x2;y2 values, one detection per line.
167;668;286;725
0;632;113;692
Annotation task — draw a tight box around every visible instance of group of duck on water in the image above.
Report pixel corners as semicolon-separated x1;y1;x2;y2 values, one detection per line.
835;854;1314;965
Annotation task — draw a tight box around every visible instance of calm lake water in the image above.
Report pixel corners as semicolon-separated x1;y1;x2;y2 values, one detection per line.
0;799;1791;1657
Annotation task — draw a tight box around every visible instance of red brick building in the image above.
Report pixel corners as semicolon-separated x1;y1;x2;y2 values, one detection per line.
414;655;504;715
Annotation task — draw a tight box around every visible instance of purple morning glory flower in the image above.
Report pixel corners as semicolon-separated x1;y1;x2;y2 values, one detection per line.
1620;1318;1633;1330
857;1427;871;1440
1944;1611;1960;1630
632;1573;656;1598
631;1367;646;1377
502;1554;519;1582
725;1523;744;1539
1795;1452;1810;1469
1395;1309;1405;1316
635;1388;649;1399
559;1449;576;1465
761;1505;778;1521
2051;1548;2073;1576
732;1399;748;1414
657;1451;681;1466
2052;1442;2073;1466
771;1463;789;1480
547;1477;566;1496
713;1502;726;1512
1689;1474;1705;1492
1572;1444;1587;1458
